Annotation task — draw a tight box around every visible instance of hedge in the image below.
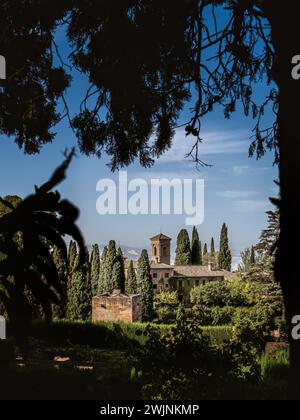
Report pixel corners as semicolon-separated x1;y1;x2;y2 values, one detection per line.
8;320;232;349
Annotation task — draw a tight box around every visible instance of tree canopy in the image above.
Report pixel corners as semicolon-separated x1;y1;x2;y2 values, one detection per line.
0;1;277;169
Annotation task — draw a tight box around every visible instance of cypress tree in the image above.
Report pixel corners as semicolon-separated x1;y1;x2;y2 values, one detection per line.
210;237;217;268
117;247;126;292
68;240;77;273
175;229;191;265
203;243;208;256
218;223;232;272
52;245;68;319
126;260;137;294
137;250;153;321
250;246;256;265
90;244;100;296
191;226;202;265
67;252;92;321
211;238;216;256
98;246;108;294
105;240;117;292
111;259;123;290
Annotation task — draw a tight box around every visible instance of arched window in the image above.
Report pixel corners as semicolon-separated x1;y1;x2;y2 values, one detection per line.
154;246;157;256
163;246;167;257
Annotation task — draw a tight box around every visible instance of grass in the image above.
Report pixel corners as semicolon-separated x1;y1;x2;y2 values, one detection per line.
261;349;289;381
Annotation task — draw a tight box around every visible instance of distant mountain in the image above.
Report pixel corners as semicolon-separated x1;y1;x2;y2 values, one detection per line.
87;244;144;261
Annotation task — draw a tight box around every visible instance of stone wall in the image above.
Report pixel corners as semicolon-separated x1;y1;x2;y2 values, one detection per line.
92;290;142;323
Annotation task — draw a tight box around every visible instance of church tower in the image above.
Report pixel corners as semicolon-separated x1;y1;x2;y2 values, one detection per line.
150;234;172;265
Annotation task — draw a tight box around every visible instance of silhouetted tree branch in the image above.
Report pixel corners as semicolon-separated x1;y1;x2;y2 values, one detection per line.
0;149;85;352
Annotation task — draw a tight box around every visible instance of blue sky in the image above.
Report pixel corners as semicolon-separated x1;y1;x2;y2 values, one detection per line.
0;99;278;258
0;17;278;262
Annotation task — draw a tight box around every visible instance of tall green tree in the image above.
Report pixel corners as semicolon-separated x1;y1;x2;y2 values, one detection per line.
238;247;254;273
111;260;123;291
105;240;117;292
250;246;256;266
67;252;92;322
98;246;108;294
117;247;126;292
68;241;77;274
175;229;191;265
203;243;208;257
52;245;68;319
209;237;217;268
211;238;216;257
191;227;202;265
126;260;137;295
218;224;232;272
137;250;153;321
90;244;100;296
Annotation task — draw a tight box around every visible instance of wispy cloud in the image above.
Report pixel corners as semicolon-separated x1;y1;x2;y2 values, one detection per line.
232;165;272;177
233;166;250;176
217;190;258;199
233;200;271;213
157;129;249;163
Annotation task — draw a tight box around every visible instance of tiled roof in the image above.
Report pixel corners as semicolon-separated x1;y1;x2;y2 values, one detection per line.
173;265;233;278
150;263;173;269
124;260;234;279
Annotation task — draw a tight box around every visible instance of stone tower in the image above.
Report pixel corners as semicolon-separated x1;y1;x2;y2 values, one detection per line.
150;234;172;265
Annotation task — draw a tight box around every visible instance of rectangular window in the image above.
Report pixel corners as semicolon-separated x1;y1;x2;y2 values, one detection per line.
195;280;200;287
165;273;169;279
153;273;158;279
153;284;157;290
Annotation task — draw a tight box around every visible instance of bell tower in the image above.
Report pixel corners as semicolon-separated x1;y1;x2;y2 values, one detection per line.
150;234;171;265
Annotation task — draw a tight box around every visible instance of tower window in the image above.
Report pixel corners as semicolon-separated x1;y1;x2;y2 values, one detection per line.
154;246;157;256
163;247;167;257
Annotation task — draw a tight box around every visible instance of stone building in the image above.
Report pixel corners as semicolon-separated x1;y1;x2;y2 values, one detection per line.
125;233;234;304
150;233;172;265
92;289;142;323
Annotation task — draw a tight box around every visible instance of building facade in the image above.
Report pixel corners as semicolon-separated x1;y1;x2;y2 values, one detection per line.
125;233;233;304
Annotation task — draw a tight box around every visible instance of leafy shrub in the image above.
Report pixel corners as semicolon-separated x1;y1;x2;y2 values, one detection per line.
191;277;283;318
190;281;231;307
133;315;260;400
155;305;177;324
209;306;236;326
194;305;235;326
233;305;276;333
155;292;179;305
